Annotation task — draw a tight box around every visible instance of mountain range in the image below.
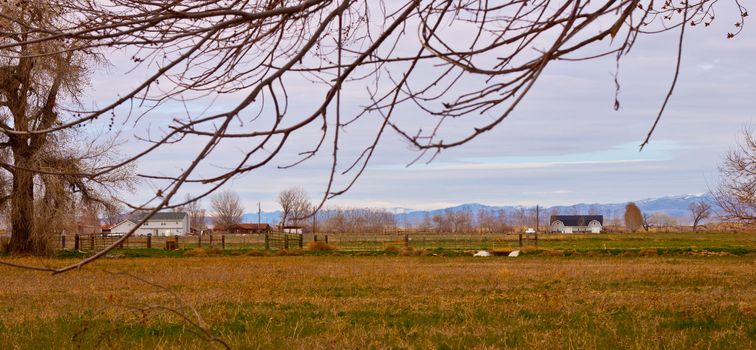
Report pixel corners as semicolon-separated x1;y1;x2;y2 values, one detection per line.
238;193;715;226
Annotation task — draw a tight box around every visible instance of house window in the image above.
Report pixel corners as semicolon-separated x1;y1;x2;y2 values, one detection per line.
161;222;166;226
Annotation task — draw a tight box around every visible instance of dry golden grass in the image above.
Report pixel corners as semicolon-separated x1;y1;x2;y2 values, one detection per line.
0;255;754;349
306;241;338;251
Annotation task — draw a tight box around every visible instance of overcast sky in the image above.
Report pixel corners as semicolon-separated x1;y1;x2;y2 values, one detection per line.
88;7;754;212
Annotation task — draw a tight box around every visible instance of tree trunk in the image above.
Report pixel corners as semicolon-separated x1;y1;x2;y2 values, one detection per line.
9;165;35;254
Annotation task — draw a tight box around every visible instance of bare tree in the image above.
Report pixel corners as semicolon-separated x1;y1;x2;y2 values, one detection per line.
642;212;652;232
624;202;643;232
650;212;680;228
0;2;134;254
0;1;748;269
713;127;755;224
689;200;712;231
277;188;310;229
184;194;207;234
210;191;243;232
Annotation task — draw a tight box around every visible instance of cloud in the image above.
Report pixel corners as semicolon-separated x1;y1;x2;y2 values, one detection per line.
83;12;755;210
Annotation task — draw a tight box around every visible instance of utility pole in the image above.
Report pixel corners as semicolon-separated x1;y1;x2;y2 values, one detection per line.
257;202;261;233
536;204;539;233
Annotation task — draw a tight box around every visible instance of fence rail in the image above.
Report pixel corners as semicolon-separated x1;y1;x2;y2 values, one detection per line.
3;232;542;253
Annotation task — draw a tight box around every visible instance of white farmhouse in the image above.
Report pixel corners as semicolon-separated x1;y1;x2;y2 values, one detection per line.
110;212;190;236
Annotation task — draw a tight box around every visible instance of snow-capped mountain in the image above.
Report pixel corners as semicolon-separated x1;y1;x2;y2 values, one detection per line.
228;194;715;226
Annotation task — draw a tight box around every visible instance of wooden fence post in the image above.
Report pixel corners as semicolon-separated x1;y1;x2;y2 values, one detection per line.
198;234;202;248
74;234;80;250
264;232;269;250
314;234;318;242
61;235;66;250
298;234;303;249
325;235;328;244
534;232;538;246
404;234;409;248
221;235;225;250
209;234;214;247
284;235;289;250
90;234;95;251
518;233;523;247
175;236;179;249
147;233;152;249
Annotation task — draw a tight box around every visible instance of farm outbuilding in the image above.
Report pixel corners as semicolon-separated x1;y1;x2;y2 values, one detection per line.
550;215;603;233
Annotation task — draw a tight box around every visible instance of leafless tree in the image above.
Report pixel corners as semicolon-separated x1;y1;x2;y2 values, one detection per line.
0;2;134;254
99;201;125;226
0;0;748;269
642;212;652;232
319;207;395;233
184;194;207;233
210;190;243;231
277;187;310;229
650;212;679;227
713;127;755;224
431;209;473;233
689;200;712;231
419;213;434;233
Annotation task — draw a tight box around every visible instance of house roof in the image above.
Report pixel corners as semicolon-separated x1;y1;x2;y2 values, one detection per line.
235;223;271;230
550;215;603;226
111;219;135;230
133;212;188;221
215;223;271;231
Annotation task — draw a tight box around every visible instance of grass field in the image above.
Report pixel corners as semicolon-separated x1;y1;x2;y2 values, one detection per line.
0;233;755;349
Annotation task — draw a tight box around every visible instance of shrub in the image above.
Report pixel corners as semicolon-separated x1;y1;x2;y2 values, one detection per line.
184;247;208;257
543;250;564;257
384;244;402;252
307;241;337;251
399;247;427;256
640;249;658;257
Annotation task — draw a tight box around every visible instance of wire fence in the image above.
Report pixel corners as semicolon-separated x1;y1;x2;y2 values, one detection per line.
36;232;539;252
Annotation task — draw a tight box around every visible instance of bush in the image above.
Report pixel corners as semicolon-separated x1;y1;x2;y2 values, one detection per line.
307;241;337;251
543;250;565;257
183;247;208;256
184;247;224;257
399;247;427;256
384;244;402;252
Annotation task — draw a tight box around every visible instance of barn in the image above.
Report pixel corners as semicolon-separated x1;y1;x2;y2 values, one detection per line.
550;215;603;233
110;212;190;237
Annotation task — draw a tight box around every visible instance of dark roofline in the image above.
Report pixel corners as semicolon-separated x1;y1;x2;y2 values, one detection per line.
550;215;603;226
132;212;188;221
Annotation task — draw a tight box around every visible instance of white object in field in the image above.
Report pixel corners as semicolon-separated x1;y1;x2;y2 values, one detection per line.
508;250;520;257
473;250;491;257
525;228;535;234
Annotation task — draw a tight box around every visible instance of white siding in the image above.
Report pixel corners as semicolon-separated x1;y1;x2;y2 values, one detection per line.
109;217;190;236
